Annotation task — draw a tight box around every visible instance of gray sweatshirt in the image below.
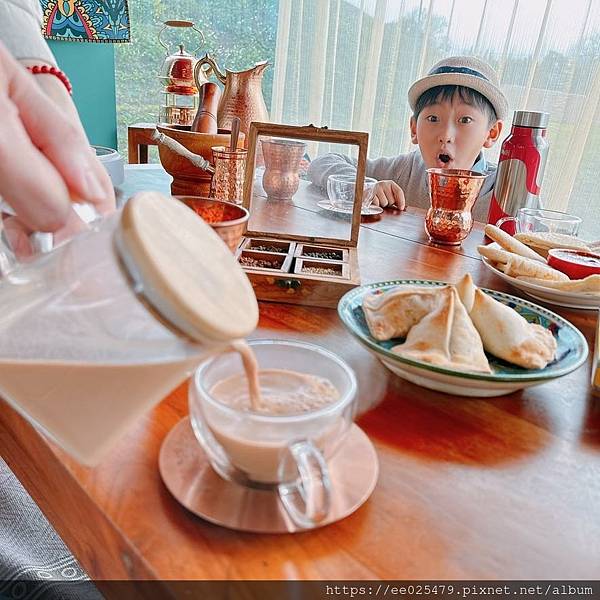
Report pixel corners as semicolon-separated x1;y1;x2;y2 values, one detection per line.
307;149;497;223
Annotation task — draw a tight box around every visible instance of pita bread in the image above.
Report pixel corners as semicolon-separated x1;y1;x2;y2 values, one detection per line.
484;224;545;262
477;244;514;265
502;254;569;282
468;289;557;369
516;274;600;294
392;287;491;373
363;285;444;340
514;232;592;257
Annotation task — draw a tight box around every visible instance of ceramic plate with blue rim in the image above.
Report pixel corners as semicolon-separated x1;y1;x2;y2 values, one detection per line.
338;280;588;397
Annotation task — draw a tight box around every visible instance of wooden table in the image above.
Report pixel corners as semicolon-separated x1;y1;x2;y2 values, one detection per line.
1;166;599;581
127;123;158;164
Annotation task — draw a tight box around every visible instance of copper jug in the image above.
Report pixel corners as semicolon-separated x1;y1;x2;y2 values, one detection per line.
194;54;269;139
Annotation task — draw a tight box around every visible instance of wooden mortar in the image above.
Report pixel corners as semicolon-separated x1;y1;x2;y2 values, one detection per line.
156;125;245;197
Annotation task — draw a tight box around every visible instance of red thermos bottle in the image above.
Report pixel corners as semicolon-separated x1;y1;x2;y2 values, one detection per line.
487;110;549;233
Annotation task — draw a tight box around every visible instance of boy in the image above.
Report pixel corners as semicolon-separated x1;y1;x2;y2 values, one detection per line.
308;56;508;223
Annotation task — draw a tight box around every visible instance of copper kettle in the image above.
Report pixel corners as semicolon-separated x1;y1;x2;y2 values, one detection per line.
158;20;208;94
194;54;269;138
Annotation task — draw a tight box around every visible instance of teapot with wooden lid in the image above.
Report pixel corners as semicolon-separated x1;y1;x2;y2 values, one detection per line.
0;192;258;465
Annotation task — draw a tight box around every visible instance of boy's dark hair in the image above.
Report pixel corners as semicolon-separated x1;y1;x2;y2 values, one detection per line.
414;85;498;125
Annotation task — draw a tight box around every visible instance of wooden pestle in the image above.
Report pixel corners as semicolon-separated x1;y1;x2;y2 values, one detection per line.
229;116;241;151
191;82;221;133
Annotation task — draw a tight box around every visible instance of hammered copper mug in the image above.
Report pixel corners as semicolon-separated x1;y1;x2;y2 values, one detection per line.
261;139;306;201
211;146;247;205
425;168;486;245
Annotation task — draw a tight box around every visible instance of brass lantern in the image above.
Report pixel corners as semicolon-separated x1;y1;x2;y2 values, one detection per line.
158;20;208;127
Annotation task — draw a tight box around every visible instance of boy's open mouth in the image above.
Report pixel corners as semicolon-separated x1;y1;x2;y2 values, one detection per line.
438;153;451;164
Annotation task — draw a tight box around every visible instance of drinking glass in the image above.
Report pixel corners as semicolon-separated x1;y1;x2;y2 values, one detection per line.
496;208;581;236
188;339;357;528
327;174;377;212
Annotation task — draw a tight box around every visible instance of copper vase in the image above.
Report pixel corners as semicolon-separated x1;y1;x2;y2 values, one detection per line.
425;168;486;245
194;55;269;139
261;139;306;201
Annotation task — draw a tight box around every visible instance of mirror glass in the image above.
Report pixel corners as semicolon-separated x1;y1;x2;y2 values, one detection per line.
246;134;371;241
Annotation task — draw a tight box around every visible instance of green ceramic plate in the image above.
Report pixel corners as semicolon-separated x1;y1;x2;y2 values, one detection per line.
338;280;588;395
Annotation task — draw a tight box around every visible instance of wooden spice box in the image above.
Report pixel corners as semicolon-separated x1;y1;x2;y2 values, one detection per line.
239;122;368;308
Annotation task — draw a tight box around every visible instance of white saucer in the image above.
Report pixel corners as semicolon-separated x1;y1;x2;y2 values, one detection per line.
317;200;383;216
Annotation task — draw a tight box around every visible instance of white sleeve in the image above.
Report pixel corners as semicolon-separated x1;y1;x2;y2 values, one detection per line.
0;0;57;65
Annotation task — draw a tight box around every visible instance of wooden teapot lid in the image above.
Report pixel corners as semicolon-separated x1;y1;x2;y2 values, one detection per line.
116;192;258;343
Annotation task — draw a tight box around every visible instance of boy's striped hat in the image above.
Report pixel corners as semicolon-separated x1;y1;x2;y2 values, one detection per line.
408;56;509;121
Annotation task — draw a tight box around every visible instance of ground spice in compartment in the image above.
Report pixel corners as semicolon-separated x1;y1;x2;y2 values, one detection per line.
250;245;286;253
302;266;340;276
240;256;280;269
303;251;341;260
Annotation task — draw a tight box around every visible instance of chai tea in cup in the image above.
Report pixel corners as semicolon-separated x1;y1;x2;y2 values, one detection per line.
189;339;357;526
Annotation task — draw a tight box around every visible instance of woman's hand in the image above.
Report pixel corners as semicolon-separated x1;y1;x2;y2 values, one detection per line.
0;41;115;253
369;180;405;209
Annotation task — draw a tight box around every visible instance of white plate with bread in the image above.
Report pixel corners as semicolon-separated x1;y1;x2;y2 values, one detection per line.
479;226;600;310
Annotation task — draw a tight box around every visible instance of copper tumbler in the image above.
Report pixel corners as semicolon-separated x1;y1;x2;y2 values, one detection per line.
425;168;486;245
211;146;247;205
261;139;306;201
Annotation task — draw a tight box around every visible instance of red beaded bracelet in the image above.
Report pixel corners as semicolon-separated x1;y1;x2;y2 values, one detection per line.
26;64;73;95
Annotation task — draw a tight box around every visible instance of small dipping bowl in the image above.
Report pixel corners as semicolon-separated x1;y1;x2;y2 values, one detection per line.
547;248;600;280
175;196;249;252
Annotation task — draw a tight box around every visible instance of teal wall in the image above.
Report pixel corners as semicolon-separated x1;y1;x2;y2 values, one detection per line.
48;41;117;149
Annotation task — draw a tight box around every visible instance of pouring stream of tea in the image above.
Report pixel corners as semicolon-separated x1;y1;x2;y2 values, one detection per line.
230;340;263;410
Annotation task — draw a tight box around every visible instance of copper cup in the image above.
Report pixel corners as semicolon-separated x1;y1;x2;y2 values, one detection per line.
175;196;249;252
261;139;306;201
211;146;247;205
425;168;486;245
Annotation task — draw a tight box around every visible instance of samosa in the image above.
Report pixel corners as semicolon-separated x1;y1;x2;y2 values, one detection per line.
456;274;557;369
363;285;444;341
392;286;491;373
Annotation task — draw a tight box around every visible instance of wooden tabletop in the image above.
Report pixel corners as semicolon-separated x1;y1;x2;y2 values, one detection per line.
1;165;599;580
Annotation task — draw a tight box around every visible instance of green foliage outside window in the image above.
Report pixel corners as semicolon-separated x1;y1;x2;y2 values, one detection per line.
115;0;278;156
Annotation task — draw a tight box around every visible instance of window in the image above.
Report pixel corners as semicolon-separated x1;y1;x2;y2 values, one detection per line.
116;0;600;238
115;0;278;160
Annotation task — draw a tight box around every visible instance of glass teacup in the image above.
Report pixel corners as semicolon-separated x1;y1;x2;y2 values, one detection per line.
496;207;582;236
188;339;357;528
327;174;377;212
